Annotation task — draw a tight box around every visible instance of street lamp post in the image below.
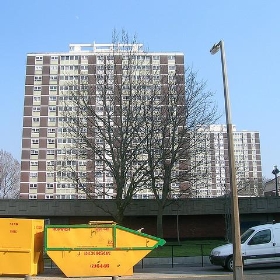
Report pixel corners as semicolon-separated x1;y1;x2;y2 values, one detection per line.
272;166;279;196
210;40;243;280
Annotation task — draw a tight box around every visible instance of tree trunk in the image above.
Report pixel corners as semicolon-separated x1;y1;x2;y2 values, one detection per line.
114;208;124;225
156;204;164;238
176;209;180;244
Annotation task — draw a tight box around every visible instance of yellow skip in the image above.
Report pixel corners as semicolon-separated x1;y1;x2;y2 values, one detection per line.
45;222;166;277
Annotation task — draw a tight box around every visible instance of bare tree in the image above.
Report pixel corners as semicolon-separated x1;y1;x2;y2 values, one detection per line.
142;68;218;237
59;31;158;223
232;160;263;197
261;176;271;196
0;150;20;199
60;31;218;232
236;178;263;197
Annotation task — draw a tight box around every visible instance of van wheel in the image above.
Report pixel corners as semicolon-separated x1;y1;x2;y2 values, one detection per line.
226;256;233;272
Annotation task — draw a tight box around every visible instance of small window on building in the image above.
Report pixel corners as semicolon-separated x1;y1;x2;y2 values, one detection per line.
34;76;42;81
32;107;40;112
48;117;56;122
32;117;40;122
47;139;55;144
32;128;40;133
47;150;55;155
48;106;56;112
31;139;39;145
30;172;38;178
47;161;55;166
46;183;54;189
34;86;41;91
50;75;57;80
30;150;39;155
33;96;41;102
49;86;57;91
47;128;56;133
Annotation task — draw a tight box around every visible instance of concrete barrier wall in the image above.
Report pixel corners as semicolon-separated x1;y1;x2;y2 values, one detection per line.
1;197;280;217
1;197;280;239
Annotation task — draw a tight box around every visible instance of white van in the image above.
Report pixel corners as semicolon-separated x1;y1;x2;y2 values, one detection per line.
209;222;280;271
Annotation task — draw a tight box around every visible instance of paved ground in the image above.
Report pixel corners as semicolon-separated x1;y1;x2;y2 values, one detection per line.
1;264;280;280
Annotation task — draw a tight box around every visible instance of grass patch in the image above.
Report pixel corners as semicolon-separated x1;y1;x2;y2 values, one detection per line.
147;239;227;258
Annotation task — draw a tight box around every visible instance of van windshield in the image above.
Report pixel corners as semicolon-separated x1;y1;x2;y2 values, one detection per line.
241;229;255;244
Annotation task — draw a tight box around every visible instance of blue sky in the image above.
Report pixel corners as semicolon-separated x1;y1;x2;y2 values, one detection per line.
0;0;279;179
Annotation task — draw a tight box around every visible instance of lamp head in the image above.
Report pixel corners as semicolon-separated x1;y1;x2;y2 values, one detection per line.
272;165;280;175
210;42;221;55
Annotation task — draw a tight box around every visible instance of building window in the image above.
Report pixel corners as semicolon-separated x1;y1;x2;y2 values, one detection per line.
30;161;38;166
46;172;54;177
47;128;55;133
33;96;41;102
79;160;87;166
61;65;79;71
47;150;55;155
29;183;37;189
97;65;104;70
47;161;55;166
32;107;40;112
34;76;42;81
80;75;88;81
46;183;54;189
29;194;38;199
106;55;114;60
51;56;58;60
35;66;42;71
31;139;39;145
47;139;55;144
49;96;57;101
61;55;79;61
35;56;43;61
30;172;38;178
48;117;56;122
49;86;57;91
34;86;41;91
45;195;54;199
32;128;40;133
32;117;40;122
50;75;57;81
49;106;56;112
30;150;39;155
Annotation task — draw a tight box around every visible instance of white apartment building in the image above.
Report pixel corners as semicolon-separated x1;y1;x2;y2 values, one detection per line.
20;43;262;200
191;125;263;198
20;43;185;199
